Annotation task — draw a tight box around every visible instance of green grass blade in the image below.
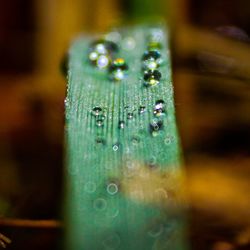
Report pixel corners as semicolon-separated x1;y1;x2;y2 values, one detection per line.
64;24;188;250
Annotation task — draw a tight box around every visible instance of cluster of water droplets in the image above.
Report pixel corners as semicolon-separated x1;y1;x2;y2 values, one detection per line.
142;29;164;87
88;36;129;81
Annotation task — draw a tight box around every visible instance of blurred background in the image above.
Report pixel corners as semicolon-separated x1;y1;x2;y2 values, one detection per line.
0;0;249;249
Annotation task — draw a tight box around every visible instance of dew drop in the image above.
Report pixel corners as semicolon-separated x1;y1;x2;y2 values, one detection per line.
112;143;120;151
127;112;134;120
153;100;165;117
109;58;128;81
93;198;107;211
96;137;106;145
150;119;163;135
92;106;102;116
142;50;161;62
102;233;120;249
138;105;146;114
96;115;105;127
107;183;119;195
144;70;161;87
131;136;140;145
118;120;125;129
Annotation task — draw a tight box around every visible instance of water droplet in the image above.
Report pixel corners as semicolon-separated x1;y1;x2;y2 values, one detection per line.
153;100;165;117
164;135;173;145
107;183;119;195
112;143;120;151
150;119;163;135
93;198;107;211
142;50;161;62
96;115;105;127
96;137;106;145
96;54;110;69
131;136;140;145
92;106;102;116
84;181;97;193
144;70;161;87
138;105;146;114
118;120;125;129
148;156;157;168
127;112;134;120
109;58;128;81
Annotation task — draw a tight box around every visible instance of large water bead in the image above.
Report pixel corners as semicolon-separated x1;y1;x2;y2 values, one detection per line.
143;70;162;87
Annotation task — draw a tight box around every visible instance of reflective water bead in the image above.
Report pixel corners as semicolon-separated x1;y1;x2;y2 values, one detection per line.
154;99;165;117
139;105;146;114
96;115;105;127
150;119;163;135
93;198;107;211
109;58;128;81
118;120;125;129
96;137;106;145
142;50;162;71
127;112;134;120
142;50;161;62
142;59;158;71
107;182;119;195
112;143;120;151
92;106;102;116
144;70;161;87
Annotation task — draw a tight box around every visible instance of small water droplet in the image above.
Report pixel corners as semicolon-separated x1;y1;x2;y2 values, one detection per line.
127;112;134;120
118;120;125;129
96;137;106;145
154;100;165;117
109;58;128;81
138;105;146;114
131;136;140;145
164;135;173;145
96;115;105;127
144;70;161;87
148;156;157;168
142;50;161;61
107;183;119;195
112;143;120;151
150;119;163;135
92;106;102;116
93;198;107;211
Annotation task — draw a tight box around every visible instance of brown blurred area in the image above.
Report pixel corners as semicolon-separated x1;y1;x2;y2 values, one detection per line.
0;0;250;249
